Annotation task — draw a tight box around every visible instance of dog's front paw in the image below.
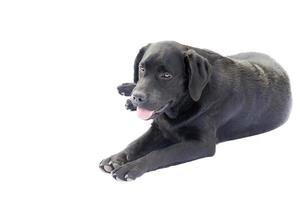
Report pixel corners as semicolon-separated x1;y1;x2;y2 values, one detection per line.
99;152;128;173
117;83;136;97
111;160;147;181
125;99;136;111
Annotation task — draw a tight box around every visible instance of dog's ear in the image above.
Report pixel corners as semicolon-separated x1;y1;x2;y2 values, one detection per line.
184;49;212;101
133;44;150;83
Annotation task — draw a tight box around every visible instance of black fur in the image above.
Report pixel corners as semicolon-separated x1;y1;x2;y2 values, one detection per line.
100;41;291;181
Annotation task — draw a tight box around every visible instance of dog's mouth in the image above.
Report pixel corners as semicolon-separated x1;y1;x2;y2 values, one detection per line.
136;102;172;120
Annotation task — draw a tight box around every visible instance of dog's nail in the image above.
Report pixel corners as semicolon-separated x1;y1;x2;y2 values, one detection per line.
112;173;118;180
108;161;112;165
121;92;125;95
103;165;113;172
115;177;122;181
124;174;133;181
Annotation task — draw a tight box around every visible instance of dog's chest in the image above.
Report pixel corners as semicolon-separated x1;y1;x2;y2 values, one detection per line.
155;118;202;142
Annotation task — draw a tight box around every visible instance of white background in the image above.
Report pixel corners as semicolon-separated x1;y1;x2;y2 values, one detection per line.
0;0;299;199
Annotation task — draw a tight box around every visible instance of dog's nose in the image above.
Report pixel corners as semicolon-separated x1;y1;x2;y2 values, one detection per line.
132;92;147;106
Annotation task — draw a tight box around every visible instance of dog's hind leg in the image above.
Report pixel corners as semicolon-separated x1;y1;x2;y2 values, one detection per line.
117;83;137;111
117;83;136;96
125;99;136;111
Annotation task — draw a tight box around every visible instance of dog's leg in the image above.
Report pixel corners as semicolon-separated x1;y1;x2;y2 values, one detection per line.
112;132;216;181
117;83;136;96
125;99;136;111
99;125;173;174
117;83;137;111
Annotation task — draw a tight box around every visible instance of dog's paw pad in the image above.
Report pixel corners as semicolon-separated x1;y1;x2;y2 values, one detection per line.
103;165;113;172
112;162;121;169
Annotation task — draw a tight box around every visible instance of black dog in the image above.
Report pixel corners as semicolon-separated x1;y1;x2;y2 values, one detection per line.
100;41;291;181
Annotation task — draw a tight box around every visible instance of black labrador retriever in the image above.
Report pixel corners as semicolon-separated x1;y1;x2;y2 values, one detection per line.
100;41;291;181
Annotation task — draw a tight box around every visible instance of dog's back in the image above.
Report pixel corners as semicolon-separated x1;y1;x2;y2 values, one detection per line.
216;52;291;142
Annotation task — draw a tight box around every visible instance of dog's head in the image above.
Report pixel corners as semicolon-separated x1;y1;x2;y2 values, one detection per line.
131;41;211;120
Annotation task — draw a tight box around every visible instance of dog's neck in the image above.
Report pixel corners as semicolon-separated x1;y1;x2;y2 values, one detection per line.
164;94;194;119
155;83;212;129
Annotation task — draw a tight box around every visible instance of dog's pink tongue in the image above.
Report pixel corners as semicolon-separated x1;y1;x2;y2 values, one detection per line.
136;107;154;120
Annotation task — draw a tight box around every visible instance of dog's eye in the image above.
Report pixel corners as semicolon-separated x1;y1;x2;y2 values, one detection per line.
139;65;145;73
160;72;173;80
